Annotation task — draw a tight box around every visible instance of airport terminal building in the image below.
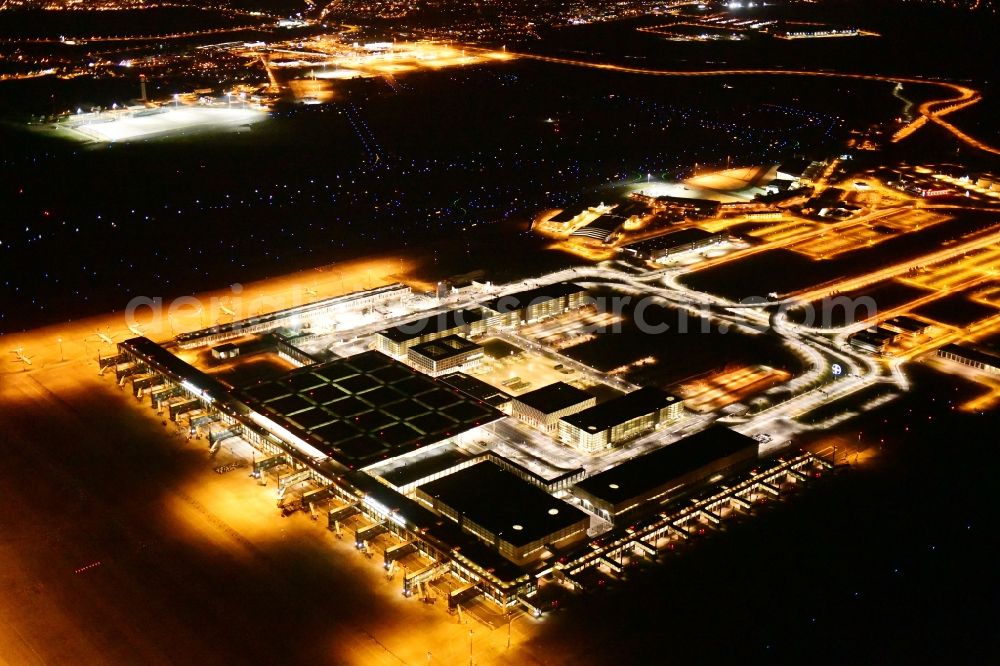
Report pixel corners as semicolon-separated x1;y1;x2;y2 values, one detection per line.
510;382;596;433
558;387;683;453
480;282;589;328
415;461;589;564
573;426;757;523
375;308;486;357
110;277;819;612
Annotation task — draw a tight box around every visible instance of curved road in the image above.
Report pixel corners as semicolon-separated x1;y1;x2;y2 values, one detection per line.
502;50;1000;156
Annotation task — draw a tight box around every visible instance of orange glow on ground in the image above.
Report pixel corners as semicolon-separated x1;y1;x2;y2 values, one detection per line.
678;365;790;413
1;254;416;375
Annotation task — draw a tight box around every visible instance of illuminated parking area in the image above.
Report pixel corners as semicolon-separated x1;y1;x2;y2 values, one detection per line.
69;107;267;143
253;39;514;95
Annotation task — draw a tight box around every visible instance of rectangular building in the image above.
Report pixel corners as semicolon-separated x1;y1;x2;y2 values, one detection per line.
882;315;930;338
558;387;684;453
407;335;483;376
415;461;589;563
572;426;757;523
937;343;1000;376
848;326;899;354
622;228;726;261
510;382;596;433
176;282;410;349
375;308;485;357
480;282;589;328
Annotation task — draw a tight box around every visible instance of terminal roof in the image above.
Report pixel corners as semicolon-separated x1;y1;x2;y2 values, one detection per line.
376;446;472;489
419;461;587;548
120;337;231;404
574;426;756;506
437;372;512;408
237;351;501;467
513;381;593;415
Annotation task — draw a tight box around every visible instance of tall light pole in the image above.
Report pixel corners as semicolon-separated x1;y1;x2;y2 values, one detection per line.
57;336;64;362
468;629;473;666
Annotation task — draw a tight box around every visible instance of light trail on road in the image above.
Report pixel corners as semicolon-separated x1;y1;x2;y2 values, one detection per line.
500;50;1000;156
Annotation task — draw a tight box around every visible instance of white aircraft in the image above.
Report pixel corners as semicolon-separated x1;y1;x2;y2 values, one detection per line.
10;348;33;366
94;329;116;345
219;303;236;318
305;286;319;297
127;323;145;337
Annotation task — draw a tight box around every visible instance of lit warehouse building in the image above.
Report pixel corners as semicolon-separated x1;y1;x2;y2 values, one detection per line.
415;461;589;564
558;387;684;453
572;426;758;523
510;382;596;433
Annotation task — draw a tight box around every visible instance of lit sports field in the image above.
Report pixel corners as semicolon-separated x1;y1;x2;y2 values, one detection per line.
68;107;267;142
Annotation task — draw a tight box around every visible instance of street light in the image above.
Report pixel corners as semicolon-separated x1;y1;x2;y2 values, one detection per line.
57;336;64;362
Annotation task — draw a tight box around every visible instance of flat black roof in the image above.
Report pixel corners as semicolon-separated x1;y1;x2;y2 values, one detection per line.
513;382;593;415
438;372;512;408
409;335;481;361
424;520;526;583
778;159;811;177
419;461;587;547
939;343;1000;368
236;351;502;467
345;471;442;530
377;309;484;344
481;282;586;314
376;446;472;489
119;337;232;404
850;327;897;344
625;228;717;253
561;387;679;433
575;426;756;506
885;315;928;333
